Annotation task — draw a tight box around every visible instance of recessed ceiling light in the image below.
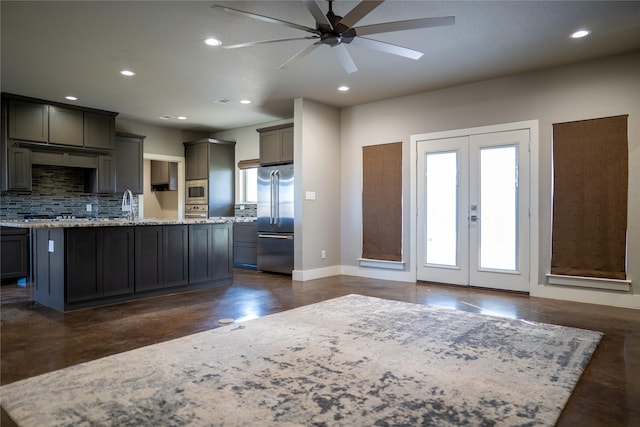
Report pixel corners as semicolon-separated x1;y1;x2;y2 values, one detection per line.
338;86;350;92
65;95;78;101
239;99;252;104
158;115;174;120
570;29;591;39
177;116;187;120
204;38;222;46
120;69;136;77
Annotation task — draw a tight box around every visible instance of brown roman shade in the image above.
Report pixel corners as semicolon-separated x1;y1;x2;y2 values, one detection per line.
237;159;260;170
551;115;628;280
362;142;402;262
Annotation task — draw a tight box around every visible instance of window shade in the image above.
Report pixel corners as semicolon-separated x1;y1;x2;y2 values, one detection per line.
362;142;402;262
551;115;628;280
237;159;260;170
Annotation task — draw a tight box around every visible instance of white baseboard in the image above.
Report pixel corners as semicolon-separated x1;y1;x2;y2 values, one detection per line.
292;266;342;281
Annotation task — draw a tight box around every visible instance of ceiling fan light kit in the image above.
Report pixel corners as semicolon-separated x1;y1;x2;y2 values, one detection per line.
212;0;455;74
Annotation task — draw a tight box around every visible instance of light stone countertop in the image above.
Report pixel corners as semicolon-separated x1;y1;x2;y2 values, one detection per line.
0;217;256;229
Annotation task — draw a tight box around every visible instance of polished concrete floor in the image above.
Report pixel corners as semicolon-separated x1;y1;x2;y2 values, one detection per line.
1;269;639;426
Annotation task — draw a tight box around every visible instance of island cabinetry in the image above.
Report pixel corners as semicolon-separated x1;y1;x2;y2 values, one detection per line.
135;225;188;292
258;124;293;165
188;223;233;285
30;221;233;312
66;227;134;303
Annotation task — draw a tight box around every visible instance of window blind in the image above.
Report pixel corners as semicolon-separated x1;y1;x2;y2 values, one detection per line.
362;142;402;262
551;115;628;280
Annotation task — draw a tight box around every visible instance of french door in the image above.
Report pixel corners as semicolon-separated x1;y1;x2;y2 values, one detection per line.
416;129;530;292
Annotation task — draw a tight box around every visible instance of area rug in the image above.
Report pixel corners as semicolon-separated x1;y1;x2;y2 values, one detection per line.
0;294;602;426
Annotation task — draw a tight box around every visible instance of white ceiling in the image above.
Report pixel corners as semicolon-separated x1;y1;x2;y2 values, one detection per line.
2;1;640;133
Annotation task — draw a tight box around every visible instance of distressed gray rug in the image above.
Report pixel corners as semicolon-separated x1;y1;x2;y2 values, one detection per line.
1;294;602;426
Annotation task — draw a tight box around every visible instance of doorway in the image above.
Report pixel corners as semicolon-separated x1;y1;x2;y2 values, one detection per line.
414;125;534;292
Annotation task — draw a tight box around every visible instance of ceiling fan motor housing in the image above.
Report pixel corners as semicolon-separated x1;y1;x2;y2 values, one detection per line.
321;11;356;45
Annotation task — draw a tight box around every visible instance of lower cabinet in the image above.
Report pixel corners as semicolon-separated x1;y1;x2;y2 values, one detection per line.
66;227;134;303
188;223;233;285
135;225;188;292
234;222;257;268
32;222;234;311
0;227;29;280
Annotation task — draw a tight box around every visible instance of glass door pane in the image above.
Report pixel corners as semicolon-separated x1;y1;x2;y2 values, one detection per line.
426;151;458;266
479;145;517;270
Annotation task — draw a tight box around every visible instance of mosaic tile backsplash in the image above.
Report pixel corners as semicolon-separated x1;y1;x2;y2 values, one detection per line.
234;204;257;217
0;165;138;220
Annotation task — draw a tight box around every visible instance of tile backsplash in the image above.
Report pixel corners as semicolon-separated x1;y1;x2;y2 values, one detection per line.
234;204;257;217
0;165;137;220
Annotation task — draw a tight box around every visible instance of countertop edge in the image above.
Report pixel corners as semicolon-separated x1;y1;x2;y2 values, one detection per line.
1;217;256;229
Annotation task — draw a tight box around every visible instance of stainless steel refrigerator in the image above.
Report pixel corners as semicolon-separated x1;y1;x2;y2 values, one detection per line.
257;164;294;274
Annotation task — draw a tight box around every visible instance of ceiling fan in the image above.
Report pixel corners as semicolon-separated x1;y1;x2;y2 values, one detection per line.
212;0;455;74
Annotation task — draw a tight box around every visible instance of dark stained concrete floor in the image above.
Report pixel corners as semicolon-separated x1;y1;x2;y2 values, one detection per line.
1;269;639;426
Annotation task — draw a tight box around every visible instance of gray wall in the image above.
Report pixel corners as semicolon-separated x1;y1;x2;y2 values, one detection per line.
294;98;341;278
338;51;639;308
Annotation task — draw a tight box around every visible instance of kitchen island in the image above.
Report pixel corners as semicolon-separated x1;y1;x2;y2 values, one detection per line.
0;217;255;311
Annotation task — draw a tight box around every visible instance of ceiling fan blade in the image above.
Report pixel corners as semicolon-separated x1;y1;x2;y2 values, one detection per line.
339;0;385;30
354;16;455;36
212;4;319;35
279;42;322;70
350;37;424;60
334;44;358;74
303;0;332;31
223;36;319;49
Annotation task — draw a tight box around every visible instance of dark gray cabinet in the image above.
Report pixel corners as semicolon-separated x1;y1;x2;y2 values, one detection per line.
0;227;29;280
5;95;117;149
66;227;134;303
85;155;116;193
8;100;48;142
115;133;144;194
185;142;208;180
49;106;84;147
135;225;188;292
184;139;236;217
84;112;115;150
163;225;189;287
30;222;234;312
234;222;257;268
188;223;233;284
258;124;293;165
7;147;31;191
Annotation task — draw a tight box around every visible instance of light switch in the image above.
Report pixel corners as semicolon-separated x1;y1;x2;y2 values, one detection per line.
48;240;54;253
305;191;316;201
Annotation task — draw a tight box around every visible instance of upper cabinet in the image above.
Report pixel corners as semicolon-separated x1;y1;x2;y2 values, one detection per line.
49;106;84;147
185;142;209;181
151;160;178;191
8;100;49;142
84;112;115;150
257;124;293;165
114;133;144;194
4;95;117;150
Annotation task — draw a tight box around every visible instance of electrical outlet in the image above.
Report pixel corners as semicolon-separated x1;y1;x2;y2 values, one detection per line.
321;250;326;259
86;204;92;212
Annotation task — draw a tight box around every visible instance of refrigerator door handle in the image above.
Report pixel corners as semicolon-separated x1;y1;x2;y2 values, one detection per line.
258;234;294;240
269;170;276;225
274;169;280;224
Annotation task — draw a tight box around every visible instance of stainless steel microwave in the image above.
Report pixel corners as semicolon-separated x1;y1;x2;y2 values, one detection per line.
185;179;208;205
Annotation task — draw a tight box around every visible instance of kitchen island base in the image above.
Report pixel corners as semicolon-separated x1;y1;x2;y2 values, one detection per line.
32;222;233;312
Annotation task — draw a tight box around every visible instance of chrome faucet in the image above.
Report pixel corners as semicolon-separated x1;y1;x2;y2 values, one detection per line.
122;189;135;221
